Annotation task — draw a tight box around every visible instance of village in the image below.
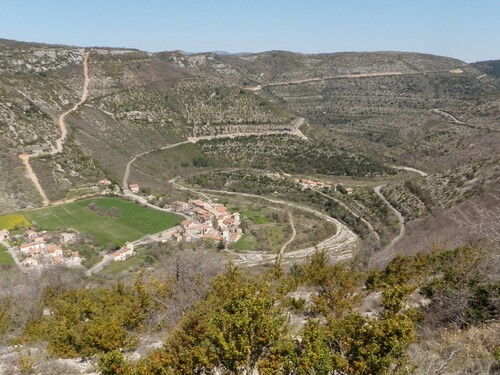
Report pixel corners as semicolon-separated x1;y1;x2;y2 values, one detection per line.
104;199;243;265
98;199;243;266
1;176;347;272
0;225;140;271
0;198;243;272
169;199;242;244
1;228;83;270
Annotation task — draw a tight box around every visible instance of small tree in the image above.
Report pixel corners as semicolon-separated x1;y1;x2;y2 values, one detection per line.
217;239;225;250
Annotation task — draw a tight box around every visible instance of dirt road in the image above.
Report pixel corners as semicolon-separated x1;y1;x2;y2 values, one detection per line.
122;118;307;190
122;141;191;190
20;50;92;205
431;108;468;125
54;50;92;153
315;189;380;243
171;179;358;266
19;154;50;206
247;69;464;91
278;212;296;259
373;185;405;250
392;165;428;177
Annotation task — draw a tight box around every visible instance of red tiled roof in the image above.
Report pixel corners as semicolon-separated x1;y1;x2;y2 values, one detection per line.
20;241;44;249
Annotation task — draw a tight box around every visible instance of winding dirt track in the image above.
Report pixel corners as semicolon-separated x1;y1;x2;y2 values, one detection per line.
169;179;357;266
392;165;428;177
20;50;92;205
373;185;405;250
122;118;306;191
278;212;296;258
247;69;464;91
373;165;430;252
122;141;191;191
315;189;380;243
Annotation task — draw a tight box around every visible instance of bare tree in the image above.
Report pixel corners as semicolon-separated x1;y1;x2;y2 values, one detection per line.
146;245;225;329
452;196;500;244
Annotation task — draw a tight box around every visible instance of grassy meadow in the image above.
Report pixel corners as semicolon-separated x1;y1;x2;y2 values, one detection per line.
0;244;14;265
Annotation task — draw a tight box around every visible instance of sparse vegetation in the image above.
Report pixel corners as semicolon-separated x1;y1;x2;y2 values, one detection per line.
0;39;498;374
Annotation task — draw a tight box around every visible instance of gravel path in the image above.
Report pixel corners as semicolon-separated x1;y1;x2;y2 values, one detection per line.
122;118;306;190
392;165;428;177
246;69;464;91
278;212;296;259
373;185;405;250
20;50;92;206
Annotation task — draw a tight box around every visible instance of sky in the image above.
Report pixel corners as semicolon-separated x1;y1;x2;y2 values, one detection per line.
0;0;499;62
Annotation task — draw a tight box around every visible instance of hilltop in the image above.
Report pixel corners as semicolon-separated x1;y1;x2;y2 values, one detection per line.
472;59;500;79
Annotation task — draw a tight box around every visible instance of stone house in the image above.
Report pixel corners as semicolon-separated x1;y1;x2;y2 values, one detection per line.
45;244;63;258
129;184;140;194
0;229;9;240
19;241;45;255
112;242;135;261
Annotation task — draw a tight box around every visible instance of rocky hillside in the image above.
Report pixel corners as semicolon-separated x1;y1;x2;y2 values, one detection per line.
472;59;500;79
0;39;498;212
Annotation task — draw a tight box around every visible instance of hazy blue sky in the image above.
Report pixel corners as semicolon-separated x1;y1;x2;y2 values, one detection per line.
1;0;499;62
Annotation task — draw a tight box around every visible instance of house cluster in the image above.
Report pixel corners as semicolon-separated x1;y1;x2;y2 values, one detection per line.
15;229;82;270
170;200;242;244
111;242;135;262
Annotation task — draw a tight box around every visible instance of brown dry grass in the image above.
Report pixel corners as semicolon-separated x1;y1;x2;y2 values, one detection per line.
372;192;500;267
408;322;500;374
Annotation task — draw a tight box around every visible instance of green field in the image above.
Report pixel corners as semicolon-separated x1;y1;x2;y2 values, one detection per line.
243;210;272;224
228;205;272;225
22;197;182;247
233;232;257;251
0;244;14;265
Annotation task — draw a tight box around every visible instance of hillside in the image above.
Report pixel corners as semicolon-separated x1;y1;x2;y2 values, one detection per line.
0;39;499;374
218;51;499;172
472;59;500;79
0;39;498;249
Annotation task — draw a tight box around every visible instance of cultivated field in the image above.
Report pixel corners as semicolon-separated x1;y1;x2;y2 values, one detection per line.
22;197;181;247
0;214;31;230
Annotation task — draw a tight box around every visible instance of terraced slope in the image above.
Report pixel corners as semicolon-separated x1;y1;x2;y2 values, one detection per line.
0;40;498;217
219;52;499;173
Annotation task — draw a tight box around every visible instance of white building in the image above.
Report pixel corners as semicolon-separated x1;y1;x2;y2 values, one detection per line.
112;242;135;262
19;241;45;255
66;252;83;267
0;229;9;240
129;184;140;194
45;245;63;258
